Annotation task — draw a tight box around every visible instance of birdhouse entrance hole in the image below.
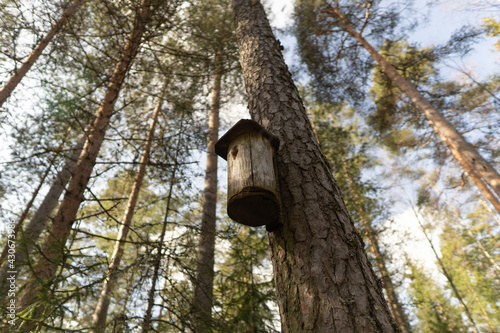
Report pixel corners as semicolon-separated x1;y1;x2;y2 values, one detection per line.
215;120;281;227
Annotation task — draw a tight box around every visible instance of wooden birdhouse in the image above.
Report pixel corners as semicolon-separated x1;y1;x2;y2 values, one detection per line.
215;119;281;227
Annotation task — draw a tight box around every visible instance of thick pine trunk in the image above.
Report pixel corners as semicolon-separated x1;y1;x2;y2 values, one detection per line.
327;6;500;215
17;1;152;320
0;0;83;107
231;1;397;331
341;159;411;333
0;132;85;300
90;89;164;333
192;50;222;332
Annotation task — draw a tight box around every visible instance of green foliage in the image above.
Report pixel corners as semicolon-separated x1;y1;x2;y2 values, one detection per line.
369;40;436;140
42;169;166;329
214;223;279;333
440;213;500;331
483;17;500;51
293;0;403;104
407;262;468;332
300;84;386;232
368;38;500;192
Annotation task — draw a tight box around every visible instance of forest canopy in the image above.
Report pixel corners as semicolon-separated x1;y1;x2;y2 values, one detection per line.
0;0;498;332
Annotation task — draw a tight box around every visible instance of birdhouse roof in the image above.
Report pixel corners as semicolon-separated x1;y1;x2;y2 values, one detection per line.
215;119;280;160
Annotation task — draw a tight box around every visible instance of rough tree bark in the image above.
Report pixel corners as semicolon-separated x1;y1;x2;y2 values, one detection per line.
0;0;84;107
325;4;500;215
192;49;222;332
231;0;397;331
17;1;154;324
0;132;85;300
342;158;411;333
90;88;165;333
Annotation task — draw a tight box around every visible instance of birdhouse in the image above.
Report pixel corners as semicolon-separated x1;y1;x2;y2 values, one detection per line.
215;119;281;227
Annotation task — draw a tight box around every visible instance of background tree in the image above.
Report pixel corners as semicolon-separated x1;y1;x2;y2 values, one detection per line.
407;261;468;333
187;0;240;330
231;0;397;331
90;83;167;333
0;0;84;107
16;1;183;328
294;0;500;214
304;87;412;333
0;0;498;331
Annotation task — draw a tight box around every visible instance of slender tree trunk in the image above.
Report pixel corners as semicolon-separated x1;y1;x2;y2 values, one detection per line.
0;148;57;266
326;5;500;214
231;1;397;331
466;228;500;277
467;287;497;333
410;206;480;333
90;88;165;333
0;132;85;301
462;157;500;215
17;2;153;322
0;0;84;108
443;201;500;277
142;126;182;333
341;158;412;333
192;49;222;332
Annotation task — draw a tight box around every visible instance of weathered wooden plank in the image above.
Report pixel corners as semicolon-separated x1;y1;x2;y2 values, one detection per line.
227;134;253;200
217;119;281;227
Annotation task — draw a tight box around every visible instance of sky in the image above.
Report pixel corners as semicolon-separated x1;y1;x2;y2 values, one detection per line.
1;0;497;300
267;0;499;79
263;0;499;285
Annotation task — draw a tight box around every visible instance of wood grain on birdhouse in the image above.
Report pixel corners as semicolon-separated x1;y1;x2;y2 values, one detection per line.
215;119;280;227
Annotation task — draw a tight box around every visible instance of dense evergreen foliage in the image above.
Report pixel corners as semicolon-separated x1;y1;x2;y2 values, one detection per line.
0;0;498;332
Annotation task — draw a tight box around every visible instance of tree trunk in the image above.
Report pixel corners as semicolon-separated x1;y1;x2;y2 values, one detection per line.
326;5;500;215
466;228;500;277
411;206;480;333
231;1;397;331
192;49;222;332
0;132;85;301
0;149;56;266
0;126;72;267
90;88;165;333
464;164;500;215
0;0;84;107
142;125;183;333
341;158;412;333
17;1;153;322
447;204;500;277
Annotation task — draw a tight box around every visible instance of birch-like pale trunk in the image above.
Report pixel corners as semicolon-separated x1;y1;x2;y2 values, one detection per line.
0;0;84;108
326;5;500;215
191;49;222;332
17;1;154;324
90;89;165;333
231;0;397;331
